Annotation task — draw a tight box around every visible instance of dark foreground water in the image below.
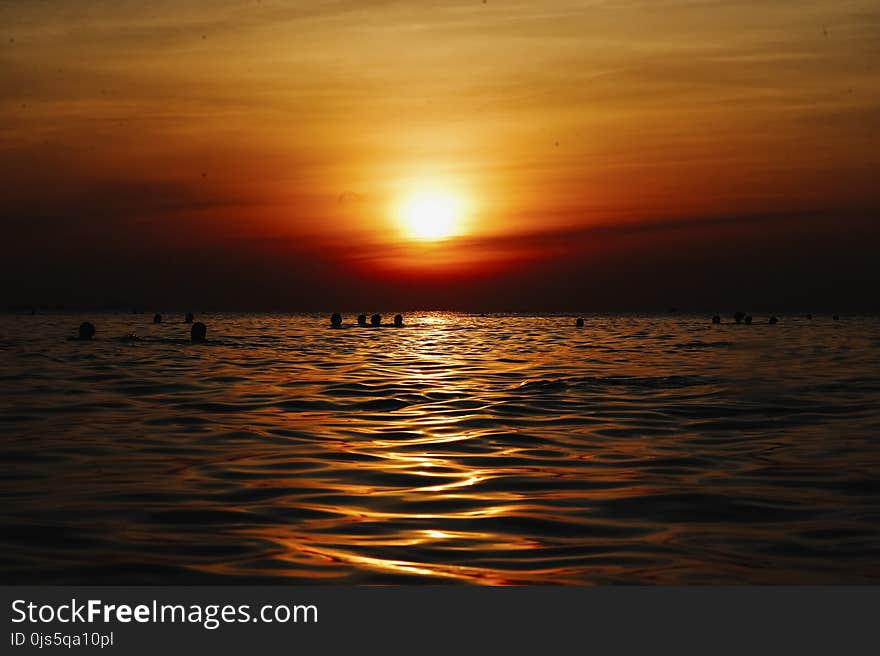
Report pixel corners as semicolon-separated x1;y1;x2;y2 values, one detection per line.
1;312;879;584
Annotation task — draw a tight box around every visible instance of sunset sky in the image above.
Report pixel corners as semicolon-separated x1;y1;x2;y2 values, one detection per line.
2;0;878;311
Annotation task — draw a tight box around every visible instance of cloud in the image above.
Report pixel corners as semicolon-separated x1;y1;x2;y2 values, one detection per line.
1;1;879;310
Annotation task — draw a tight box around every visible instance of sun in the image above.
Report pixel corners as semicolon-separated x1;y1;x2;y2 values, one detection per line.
397;189;464;240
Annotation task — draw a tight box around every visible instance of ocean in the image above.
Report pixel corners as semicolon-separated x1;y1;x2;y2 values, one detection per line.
1;312;879;584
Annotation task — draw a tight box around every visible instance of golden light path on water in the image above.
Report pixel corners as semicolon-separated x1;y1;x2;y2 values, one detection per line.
1;312;880;584
206;321;542;584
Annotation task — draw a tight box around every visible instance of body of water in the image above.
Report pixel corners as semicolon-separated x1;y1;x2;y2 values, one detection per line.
1;312;879;584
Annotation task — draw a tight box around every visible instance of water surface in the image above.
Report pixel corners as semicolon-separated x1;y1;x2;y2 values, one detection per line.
1;312;879;584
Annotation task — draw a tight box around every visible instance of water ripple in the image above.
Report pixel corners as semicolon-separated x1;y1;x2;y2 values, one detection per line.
1;312;879;583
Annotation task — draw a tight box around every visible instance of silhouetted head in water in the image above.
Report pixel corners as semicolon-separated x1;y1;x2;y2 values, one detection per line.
769;315;779;324
734;311;745;324
806;313;813;320
745;315;753;324
712;315;721;324
153;313;162;324
185;312;194;324
357;314;367;326
370;313;381;326
330;312;342;327
191;322;207;343
833;315;840;321
576;317;584;327
394;314;404;327
78;322;95;340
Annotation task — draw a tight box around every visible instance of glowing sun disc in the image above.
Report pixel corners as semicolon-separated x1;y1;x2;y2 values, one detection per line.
397;190;463;240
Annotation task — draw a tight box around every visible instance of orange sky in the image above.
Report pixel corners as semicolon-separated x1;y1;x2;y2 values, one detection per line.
1;1;879;309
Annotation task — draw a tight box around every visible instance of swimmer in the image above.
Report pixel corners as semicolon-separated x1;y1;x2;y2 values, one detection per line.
191;322;207;343
69;321;95;341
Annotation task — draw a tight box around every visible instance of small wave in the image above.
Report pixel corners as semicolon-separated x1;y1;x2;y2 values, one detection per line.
1;312;879;584
516;374;708;392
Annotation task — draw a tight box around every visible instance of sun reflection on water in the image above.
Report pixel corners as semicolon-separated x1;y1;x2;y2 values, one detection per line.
2;313;880;584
